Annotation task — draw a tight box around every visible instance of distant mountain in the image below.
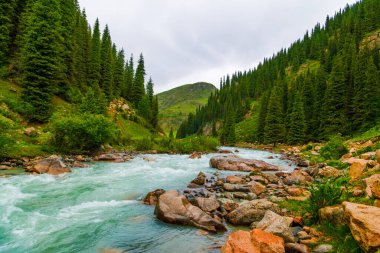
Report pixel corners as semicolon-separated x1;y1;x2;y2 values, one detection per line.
157;82;217;133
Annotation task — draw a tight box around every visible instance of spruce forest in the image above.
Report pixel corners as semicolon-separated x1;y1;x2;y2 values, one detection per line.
177;0;380;146
0;0;158;125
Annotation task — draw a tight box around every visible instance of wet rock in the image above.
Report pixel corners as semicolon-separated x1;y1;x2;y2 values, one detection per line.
193;197;220;212
210;155;279;172
255;210;295;243
319;205;345;226
143;189;166;206
94;153;132;163
312;244;334;253
285;243;310;253
343;202;380;252
218;149;233;154
227;199;281;225
25;156;71;175
221;229;285;253
191;171;206;186
155;190;226;232
365;174;380;199
143;156;156;162
189;152;202;159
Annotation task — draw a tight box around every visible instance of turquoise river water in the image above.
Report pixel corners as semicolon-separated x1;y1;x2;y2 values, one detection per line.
0;147;295;253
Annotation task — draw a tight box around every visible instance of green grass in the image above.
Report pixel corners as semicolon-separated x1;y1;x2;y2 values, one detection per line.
116;118;152;142
350;124;380;142
157;82;216;133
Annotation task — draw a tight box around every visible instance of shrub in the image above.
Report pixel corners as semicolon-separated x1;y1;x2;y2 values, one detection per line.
307;175;349;222
51;113;117;154
320;135;348;160
135;138;153;151
0;115;15;159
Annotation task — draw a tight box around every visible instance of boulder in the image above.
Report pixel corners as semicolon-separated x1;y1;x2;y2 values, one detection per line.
94;153;131;162
285;243;310;253
143;189;165;206
365;174;380;199
283;170;313;185
191;171;206;185
318;166;344;178
226;175;244;184
312;244;334;253
376;149;380;163
319;205;345;226
248;181;266;196
26;156;71;175
227;199;281;225
223;183;250;192
287;187;305;196
342;202;380;252
193;197;220;212
255;210;295;243
221;229;285;253
297;160;310;167
189;152;202;159
361;152;376;160
349;160;368;179
210;155;279;172
155;190;226;232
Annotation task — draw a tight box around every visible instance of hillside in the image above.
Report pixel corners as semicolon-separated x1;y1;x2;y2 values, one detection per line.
177;0;380;146
157;82;216;133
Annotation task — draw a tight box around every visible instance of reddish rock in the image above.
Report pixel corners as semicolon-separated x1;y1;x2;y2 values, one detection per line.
221;229;285;253
283;170;313;185
226;175;244;184
365;174;380;199
248;181;266;196
26;156;71;175
189;152;202;159
349;160;368;179
287;187;305;196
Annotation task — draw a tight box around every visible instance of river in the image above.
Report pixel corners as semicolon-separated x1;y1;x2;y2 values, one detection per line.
0;147;295;253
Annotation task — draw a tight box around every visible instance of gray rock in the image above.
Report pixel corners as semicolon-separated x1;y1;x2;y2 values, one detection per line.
312;244;334;253
256;210;295;243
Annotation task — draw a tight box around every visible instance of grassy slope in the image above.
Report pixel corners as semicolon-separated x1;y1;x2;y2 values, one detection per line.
0;79;153;157
157;82;216;133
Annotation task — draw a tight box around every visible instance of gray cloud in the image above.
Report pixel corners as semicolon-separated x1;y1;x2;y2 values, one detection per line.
78;0;358;92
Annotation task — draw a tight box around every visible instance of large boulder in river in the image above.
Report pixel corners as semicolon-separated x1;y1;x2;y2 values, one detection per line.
26;156;71;175
154;190;226;232
343;202;380;252
221;229;285;253
210;155;279;172
227;199;281;225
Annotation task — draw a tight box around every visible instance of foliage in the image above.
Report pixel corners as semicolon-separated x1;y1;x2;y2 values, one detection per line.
50;113;117;153
319;135;349;160
156;136;219;153
307;175;349;222
135;138;153;151
327;160;350;169
220;112;236;145
0;115;14;158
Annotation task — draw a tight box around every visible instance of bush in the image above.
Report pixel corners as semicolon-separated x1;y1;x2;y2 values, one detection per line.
154;136;220;153
307;175;349;222
320;135;348;160
51;113;117;154
0;115;15;159
135;138;153;151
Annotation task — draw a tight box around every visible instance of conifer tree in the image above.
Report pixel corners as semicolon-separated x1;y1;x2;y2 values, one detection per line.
256;91;270;143
212;121;218;137
113;49;125;98
21;0;64;122
79;86;107;115
169;128;174;139
89;19;101;86
138;95;152;121
264;86;285;146
132;54;146;104
220;112;236;145
146;77;154;105
0;0;17;66
287;92;307;144
122;55;134;100
100;25;113;99
151;95;159;128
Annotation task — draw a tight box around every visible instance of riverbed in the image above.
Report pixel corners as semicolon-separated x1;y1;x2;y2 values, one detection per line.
0;147;295;253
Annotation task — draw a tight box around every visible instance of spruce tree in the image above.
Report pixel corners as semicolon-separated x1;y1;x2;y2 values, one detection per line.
287;92;307;144
100;25;113;99
264;86;285;146
132;53;146;104
220;112;236;145
138;95;152;121
151;96;159;128
89;19;101;86
0;0;17;66
21;0;64;122
146;77;154;105
122;55;134;101
256;91;270;143
113;49;125;98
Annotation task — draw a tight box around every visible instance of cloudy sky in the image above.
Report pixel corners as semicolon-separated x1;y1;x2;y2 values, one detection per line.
78;0;357;93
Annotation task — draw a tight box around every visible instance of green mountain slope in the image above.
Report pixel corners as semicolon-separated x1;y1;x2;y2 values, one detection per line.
157;82;216;133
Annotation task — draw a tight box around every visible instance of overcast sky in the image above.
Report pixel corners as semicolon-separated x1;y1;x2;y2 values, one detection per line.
78;0;358;93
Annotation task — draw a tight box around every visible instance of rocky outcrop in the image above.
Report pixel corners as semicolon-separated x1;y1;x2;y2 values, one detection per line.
143;189;166;205
25;156;71;175
255;210;295;243
227;199;281;225
154;190;226;232
221;229;285;253
343;202;380;253
210;155;279;172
